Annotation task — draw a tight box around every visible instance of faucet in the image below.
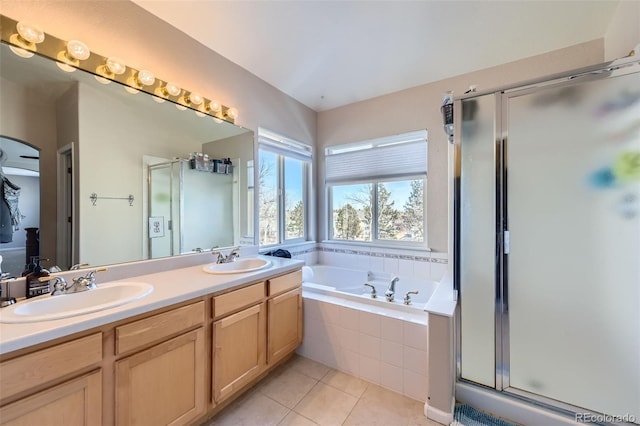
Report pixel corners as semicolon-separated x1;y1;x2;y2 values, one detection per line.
70;262;89;270
212;247;241;264
403;291;419;305
364;283;377;299
385;276;399;302
48;268;107;295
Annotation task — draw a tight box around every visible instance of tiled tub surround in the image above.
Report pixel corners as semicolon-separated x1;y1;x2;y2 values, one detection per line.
298;265;435;402
272;243;448;283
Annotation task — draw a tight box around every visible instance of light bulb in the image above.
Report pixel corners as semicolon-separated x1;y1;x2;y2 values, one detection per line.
175;104;188;111
152;96;165;103
16;22;44;44
186;92;203;106
226;107;239;120
208;100;221;113
195;111;206;118
56;62;76;73
125;86;140;94
9;46;34;58
94;75;111;85
106;57;126;75
137;70;155;86
66;40;90;61
164;83;181;97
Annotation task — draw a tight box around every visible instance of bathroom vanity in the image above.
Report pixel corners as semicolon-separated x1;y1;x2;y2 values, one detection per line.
0;258;303;425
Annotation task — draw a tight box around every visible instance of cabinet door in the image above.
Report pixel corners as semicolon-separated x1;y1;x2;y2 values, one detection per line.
268;288;302;364
0;370;101;426
116;328;205;426
213;303;266;403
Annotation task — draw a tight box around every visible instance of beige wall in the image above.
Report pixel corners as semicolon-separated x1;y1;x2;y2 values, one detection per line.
604;0;640;61
0;0;316;148
0;76;57;264
317;39;605;252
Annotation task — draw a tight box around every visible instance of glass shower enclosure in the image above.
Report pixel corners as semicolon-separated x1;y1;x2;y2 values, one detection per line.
456;56;640;422
147;159;236;258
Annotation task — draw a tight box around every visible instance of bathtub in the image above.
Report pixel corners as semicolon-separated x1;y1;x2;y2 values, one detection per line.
298;264;438;402
302;265;438;323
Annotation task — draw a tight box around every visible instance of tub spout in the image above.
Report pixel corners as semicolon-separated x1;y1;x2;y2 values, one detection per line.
385;276;399;302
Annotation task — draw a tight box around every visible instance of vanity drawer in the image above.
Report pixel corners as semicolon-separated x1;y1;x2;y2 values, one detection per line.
214;282;264;319
0;332;102;402
116;301;204;355
268;270;302;297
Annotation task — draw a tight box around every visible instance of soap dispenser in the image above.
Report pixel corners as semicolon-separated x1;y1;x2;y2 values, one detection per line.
21;256;37;277
26;257;51;298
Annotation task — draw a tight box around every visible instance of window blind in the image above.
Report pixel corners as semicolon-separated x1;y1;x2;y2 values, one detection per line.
258;127;312;162
325;130;427;183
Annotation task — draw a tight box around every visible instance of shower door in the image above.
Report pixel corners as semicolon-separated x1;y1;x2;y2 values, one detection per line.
458;60;640;420
148;161;181;258
505;67;640;418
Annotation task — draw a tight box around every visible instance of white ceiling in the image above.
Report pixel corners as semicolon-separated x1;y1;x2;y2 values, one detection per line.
132;0;620;112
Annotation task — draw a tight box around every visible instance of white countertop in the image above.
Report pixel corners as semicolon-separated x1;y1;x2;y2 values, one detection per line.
0;256;304;355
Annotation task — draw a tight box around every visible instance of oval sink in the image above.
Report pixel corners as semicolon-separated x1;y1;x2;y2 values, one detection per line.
0;282;154;324
203;258;271;274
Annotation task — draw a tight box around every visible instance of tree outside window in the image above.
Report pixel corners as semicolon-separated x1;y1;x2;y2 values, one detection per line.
331;179;424;243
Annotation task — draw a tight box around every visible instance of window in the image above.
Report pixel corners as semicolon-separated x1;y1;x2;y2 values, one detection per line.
326;130;427;246
258;128;312;246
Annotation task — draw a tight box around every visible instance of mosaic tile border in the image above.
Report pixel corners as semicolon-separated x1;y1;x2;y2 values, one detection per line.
287;245;448;264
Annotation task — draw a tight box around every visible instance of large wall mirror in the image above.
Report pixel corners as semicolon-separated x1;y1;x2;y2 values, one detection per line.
0;42;255;277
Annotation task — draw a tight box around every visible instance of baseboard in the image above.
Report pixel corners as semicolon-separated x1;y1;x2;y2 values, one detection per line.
424;398;455;425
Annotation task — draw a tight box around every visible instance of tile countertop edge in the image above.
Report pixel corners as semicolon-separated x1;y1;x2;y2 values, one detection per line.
0;256;304;356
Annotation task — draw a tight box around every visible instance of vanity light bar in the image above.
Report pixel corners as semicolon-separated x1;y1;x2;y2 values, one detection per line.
0;14;238;124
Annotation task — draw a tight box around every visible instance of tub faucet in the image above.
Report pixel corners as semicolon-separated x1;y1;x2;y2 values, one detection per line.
404;291;419;305
364;283;377;299
385;276;399;302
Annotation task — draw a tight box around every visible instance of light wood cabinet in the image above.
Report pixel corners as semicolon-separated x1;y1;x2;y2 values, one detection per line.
213;302;266;403
268;270;302;297
115;302;206;426
115;328;206;426
267;287;303;365
0;267;302;425
0;370;102;426
0;333;102;404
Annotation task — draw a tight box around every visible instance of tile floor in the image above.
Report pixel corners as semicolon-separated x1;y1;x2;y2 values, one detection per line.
204;354;443;426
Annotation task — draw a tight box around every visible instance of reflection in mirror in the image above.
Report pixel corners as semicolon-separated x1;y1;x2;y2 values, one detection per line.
0;137;40;278
0;42;255;275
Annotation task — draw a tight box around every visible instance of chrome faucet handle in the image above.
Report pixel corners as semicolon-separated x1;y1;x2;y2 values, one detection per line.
367;271;374;281
73;268;106;292
211;249;226;263
70;262;89;270
403;291;419;305
48;277;69;296
228;247;241;261
364;283;377;298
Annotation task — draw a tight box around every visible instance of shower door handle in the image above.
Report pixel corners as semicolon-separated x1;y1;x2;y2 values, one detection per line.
503;230;510;254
